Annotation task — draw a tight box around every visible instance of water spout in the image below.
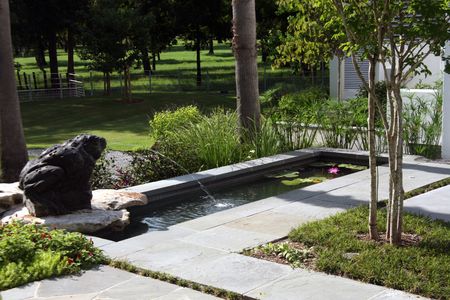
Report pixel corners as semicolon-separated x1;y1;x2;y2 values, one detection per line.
148;149;216;201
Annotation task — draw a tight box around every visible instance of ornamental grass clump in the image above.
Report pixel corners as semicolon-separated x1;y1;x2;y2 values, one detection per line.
0;221;105;290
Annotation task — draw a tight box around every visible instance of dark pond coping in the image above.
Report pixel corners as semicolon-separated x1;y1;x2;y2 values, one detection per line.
123;148;388;207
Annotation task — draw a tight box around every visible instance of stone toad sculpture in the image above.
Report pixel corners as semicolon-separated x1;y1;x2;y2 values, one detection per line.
19;134;106;217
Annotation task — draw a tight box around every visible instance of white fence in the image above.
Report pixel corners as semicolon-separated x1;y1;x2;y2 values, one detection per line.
18;79;85;102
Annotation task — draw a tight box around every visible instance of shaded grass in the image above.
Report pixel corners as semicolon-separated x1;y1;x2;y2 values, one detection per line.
288;206;450;299
21;92;235;151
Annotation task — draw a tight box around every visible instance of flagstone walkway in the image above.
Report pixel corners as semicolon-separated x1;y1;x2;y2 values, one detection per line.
2;156;449;300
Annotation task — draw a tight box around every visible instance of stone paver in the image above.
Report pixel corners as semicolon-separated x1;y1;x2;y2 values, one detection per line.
168;253;294;295
180;225;278;252
246;268;386;300
404;185;450;222
125;240;226;273
0;266;221;300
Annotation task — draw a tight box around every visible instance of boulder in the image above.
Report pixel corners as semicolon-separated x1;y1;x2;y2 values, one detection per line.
91;189;148;210
0;182;24;211
1;205;129;234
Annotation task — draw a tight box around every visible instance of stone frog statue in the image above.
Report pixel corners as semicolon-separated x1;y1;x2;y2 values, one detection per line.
19;134;107;217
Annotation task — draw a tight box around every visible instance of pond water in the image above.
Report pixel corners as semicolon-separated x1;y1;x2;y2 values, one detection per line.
98;162;366;241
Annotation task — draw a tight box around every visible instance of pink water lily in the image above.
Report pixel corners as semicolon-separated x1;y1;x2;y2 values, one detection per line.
328;166;340;175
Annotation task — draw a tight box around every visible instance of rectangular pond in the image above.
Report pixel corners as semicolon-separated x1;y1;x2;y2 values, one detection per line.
96;149;380;241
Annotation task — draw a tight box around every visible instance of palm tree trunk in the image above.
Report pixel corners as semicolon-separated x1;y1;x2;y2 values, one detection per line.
0;0;28;182
232;0;260;134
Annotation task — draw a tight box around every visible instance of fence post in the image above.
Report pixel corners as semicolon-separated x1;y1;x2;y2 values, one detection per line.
32;72;38;89
89;71;94;96
59;74;63;99
28;74;32;102
17;70;22;89
43;70;48;89
23;72;28;89
148;71;152;94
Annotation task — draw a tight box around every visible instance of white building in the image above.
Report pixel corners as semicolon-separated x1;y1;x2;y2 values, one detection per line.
329;43;450;158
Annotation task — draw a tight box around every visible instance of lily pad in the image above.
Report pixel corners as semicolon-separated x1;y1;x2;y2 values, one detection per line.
309;162;335;168
338;164;367;171
266;171;300;179
281;176;326;186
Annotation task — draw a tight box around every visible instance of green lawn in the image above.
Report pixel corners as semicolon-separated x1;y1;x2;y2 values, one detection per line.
14;43;307;94
17;41;325;151
21;92;235;151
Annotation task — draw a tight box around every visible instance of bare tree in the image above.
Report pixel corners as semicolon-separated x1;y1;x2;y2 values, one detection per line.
232;0;261;134
0;0;29;182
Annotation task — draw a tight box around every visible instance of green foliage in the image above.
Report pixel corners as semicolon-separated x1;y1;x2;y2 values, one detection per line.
0;222;105;290
288;206;450;299
149;105;202;141
267;87;326;150
356;81;388;114
403;86;443;159
258;242;313;268
151;107;286;172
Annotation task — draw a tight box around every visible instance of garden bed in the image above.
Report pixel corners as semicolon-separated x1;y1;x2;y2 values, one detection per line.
245;205;450;299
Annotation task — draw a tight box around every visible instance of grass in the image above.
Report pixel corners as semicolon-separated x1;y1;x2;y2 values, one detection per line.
287;207;450;299
14;43;312;94
21;92;235;151
247;178;450;299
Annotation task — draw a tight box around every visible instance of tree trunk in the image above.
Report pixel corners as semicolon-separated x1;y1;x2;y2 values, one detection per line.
337;56;342;101
152;52;156;71
142;49;150;75
232;0;260;134
103;72;111;96
0;0;29;182
209;36;214;55
123;66;132;103
47;30;59;88
367;58;378;240
35;38;47;71
196;30;202;86
67;28;75;78
157;52;161;61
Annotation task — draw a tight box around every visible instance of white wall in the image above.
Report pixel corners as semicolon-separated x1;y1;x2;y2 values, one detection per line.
331;44;443;100
442;41;450;159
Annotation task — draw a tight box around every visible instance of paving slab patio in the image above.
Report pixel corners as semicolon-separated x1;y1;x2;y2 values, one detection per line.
3;157;448;300
0;266;221;300
95;158;449;299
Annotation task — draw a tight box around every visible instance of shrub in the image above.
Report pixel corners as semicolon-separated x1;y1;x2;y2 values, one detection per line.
149;105;201;140
0;222;105;290
175;110;242;169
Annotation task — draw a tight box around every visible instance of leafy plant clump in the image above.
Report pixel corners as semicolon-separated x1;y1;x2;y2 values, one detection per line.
286;206;450;299
0;222;105;290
